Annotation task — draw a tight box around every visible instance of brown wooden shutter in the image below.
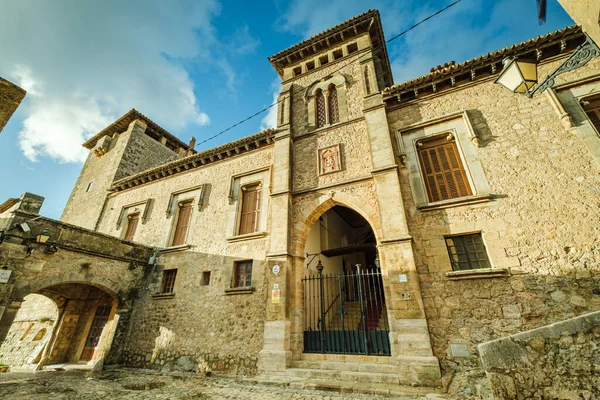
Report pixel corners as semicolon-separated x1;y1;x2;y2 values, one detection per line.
172;200;193;246
328;85;339;124
123;213;139;242
239;185;260;235
234;261;252;287
418;136;472;202
316;89;326;128
161;269;177;293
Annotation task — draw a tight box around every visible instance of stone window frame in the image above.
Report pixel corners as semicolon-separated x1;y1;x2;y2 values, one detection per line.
396;111;491;210
164;185;204;248
553;76;600;164
306;74;349;132
115;199;153;238
226;167;270;242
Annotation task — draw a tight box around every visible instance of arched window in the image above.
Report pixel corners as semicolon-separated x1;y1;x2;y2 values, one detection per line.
328;85;339;124
315;89;326;128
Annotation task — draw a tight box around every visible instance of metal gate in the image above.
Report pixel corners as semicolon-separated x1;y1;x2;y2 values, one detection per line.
302;269;390;355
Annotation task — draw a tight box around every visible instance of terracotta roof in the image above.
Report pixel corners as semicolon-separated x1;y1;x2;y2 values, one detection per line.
383;25;583;99
82;108;191;152
109;128;276;192
0;198;19;214
268;10;393;87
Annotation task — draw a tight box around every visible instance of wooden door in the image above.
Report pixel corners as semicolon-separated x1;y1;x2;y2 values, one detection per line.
80;305;111;361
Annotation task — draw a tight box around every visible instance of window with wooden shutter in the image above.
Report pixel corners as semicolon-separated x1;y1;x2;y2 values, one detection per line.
171;200;193;246
582;97;600;134
316;89;326;128
328;84;339;124
445;233;491;271
417;135;472;202
238;184;261;235
161;269;177;293
123;213;139;242
234;261;253;287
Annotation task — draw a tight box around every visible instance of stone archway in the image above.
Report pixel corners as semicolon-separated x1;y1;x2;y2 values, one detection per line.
0;281;119;371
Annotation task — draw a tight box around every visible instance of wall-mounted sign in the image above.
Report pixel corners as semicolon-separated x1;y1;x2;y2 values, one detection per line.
272;265;280;275
271;288;280;304
0;269;12;284
398;274;408;283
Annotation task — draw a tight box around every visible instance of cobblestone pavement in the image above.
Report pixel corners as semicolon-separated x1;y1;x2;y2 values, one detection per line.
0;369;427;399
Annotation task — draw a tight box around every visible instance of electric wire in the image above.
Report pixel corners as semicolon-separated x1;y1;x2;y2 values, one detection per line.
194;0;464;148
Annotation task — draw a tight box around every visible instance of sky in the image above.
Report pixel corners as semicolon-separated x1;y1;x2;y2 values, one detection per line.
0;0;573;218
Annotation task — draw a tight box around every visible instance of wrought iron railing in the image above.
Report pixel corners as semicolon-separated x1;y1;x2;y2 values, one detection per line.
303;269;390;356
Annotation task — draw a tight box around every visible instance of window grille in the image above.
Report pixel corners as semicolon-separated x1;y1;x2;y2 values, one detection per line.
445;233;491;271
239;184;261;235
234;261;253;287
123;213;140;242
161;269;177;293
583;97;600;134
316;89;326;128
417;135;472;202
171;200;193;246
328;85;339;124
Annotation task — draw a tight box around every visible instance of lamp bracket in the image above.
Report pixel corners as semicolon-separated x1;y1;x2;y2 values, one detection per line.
305;252;320;268
528;33;600;98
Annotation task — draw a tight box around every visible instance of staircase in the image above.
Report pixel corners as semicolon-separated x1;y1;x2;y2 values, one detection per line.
325;300;386;331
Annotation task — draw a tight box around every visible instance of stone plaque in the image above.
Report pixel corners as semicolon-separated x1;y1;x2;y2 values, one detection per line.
318;144;341;175
0;269;12;283
398;274;408;282
450;343;470;357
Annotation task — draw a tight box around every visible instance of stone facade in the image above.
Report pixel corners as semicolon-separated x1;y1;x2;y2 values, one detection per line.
0;77;26;133
2;10;600;394
558;0;600;46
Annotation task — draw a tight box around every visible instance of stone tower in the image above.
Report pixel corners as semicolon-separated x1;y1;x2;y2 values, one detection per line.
61;109;192;230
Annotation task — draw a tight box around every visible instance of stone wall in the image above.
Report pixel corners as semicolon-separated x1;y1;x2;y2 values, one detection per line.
557;0;600;45
0;77;26;133
386;57;600;374
0;294;56;369
479;310;600;399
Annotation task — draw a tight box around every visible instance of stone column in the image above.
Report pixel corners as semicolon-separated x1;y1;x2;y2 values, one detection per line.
364;97;442;385
0;298;22;344
257;86;294;374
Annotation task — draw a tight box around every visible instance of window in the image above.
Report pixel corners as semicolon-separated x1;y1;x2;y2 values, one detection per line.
123;212;140;242
234;261;252;287
239;184;261;235
328;85;339;124
306;60;315;71
319;55;329;66
293;66;302;76
20;323;34;341
171;200;193;246
364;66;371;95
161;269;177;293
316;89;326;128
445;233;491;271
201;271;211;286
333;49;343;60
347;42;358;54
86;182;93;192
32;328;47;341
582;97;600;133
417;135;472;202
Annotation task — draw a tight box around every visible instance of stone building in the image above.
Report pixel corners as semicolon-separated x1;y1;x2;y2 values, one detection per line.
1;10;600;390
0;77;26;133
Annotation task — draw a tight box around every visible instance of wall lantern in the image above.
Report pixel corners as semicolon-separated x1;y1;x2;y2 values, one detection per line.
36;228;50;244
494;58;538;96
374;253;381;269
495;34;600;98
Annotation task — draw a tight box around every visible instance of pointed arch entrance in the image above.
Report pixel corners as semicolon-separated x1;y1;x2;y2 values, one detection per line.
301;205;390;355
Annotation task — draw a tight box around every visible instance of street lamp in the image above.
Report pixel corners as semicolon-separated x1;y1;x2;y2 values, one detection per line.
36;228;50;244
494;58;538;96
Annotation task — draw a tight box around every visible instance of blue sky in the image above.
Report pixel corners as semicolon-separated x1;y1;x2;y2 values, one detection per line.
0;0;573;218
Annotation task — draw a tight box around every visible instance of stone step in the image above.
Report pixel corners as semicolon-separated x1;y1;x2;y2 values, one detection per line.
291;359;398;374
243;375;442;398
284;367;400;385
300;353;393;364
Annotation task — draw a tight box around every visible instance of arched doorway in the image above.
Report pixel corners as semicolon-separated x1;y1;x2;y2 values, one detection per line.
0;283;118;370
302;205;390;356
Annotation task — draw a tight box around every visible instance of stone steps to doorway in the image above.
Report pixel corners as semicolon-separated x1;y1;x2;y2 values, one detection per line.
291;359;397;374
284;367;400;385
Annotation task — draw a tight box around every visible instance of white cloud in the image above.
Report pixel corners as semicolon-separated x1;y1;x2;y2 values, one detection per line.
0;0;223;163
260;80;281;130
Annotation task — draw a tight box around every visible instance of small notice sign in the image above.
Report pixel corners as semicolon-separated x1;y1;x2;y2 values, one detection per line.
272;265;280;275
0;269;13;284
271;288;280;304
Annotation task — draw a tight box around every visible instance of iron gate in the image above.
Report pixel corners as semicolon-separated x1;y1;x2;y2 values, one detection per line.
302;269;390;355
